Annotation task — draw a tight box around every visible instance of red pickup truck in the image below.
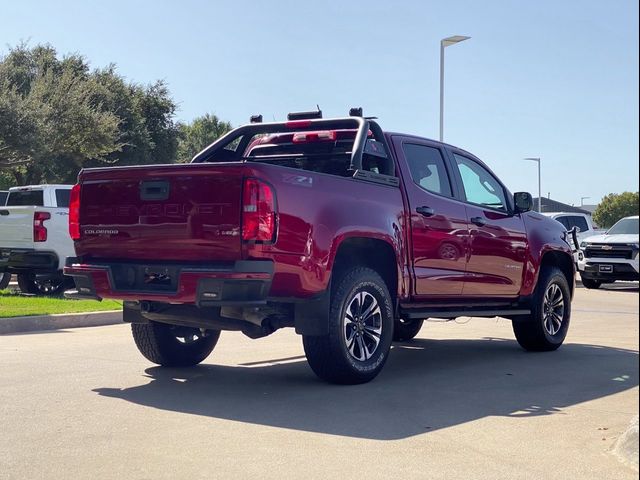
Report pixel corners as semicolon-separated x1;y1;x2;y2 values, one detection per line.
64;111;575;384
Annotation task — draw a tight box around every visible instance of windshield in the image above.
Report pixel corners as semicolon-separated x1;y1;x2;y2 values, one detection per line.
607;217;639;235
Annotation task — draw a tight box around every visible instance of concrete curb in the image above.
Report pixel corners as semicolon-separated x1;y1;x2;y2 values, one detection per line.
0;310;123;335
612;415;639;472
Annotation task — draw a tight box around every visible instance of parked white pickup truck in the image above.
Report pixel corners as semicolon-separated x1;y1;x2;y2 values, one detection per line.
0;191;9;289
577;215;639;289
0;185;75;295
542;212;600;246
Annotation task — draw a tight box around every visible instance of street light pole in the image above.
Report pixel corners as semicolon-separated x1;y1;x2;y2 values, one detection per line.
524;157;542;212
439;35;470;142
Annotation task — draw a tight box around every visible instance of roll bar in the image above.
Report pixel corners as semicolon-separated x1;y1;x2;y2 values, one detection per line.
190;117;395;178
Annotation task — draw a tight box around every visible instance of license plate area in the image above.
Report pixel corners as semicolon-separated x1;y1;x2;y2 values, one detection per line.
598;264;613;273
111;264;180;292
143;266;173;287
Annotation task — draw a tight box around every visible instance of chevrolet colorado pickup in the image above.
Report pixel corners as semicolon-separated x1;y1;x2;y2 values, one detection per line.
64;111;575;384
1;184;75;295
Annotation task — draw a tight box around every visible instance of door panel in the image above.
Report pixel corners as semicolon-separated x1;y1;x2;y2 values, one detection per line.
449;152;527;297
393;138;468;297
463;205;527;296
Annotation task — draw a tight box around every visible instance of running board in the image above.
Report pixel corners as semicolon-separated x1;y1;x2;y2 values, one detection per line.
400;308;531;320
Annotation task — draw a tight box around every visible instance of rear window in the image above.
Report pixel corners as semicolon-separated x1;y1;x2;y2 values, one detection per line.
199;120;395;179
0;191;7;206
244;131;354;177
55;189;71;208
554;217;571;229
6;190;44;206
570;216;589;232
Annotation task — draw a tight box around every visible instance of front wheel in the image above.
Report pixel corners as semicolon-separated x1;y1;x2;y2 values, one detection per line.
131;322;220;367
513;267;571;351
302;267;394;384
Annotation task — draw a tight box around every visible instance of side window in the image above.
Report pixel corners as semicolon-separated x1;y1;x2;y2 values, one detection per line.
569;216;589;232
453;154;507;211
555;217;571;229
403;144;453;197
55;189;71;208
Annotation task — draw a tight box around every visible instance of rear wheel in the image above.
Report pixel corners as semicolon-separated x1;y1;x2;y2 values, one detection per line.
302;267;394;384
131;321;220;367
513;267;571;351
393;318;424;341
0;273;10;290
17;273;71;296
580;276;601;289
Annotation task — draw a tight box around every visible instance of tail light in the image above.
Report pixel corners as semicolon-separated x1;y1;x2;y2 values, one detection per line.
242;178;276;242
69;184;81;240
33;211;51;242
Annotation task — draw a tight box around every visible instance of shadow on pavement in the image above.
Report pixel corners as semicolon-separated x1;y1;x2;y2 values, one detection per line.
94;338;638;440
575;281;639;293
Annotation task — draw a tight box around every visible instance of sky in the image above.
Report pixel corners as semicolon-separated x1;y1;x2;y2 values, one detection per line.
2;0;638;206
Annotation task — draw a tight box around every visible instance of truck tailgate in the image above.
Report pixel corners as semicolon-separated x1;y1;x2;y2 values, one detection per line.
0;206;36;249
75;163;247;262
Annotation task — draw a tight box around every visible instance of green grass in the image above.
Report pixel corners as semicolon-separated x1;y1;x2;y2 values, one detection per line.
0;290;122;318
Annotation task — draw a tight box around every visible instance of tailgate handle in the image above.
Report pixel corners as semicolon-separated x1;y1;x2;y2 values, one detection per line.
140;181;170;201
0;210;9;216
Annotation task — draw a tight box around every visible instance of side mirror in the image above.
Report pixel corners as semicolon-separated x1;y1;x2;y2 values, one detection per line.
514;192;533;213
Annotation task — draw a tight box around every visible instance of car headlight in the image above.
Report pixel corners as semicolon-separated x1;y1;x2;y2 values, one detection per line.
580;241;588;248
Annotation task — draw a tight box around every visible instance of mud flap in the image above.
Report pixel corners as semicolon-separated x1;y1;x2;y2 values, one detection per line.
294;288;330;336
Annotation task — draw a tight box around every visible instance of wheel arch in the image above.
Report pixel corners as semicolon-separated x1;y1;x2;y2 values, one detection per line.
295;235;401;337
330;236;400;309
539;250;575;298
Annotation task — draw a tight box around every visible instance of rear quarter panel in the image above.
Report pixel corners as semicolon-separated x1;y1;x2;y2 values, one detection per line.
244;164;408;299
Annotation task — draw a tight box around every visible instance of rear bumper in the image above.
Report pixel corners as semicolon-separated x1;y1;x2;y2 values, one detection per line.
63;258;274;306
0;249;60;273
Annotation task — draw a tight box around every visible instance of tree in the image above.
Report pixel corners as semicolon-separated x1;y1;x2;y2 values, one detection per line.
593;192;639;228
0;45;122;184
0;44;181;185
177;114;232;162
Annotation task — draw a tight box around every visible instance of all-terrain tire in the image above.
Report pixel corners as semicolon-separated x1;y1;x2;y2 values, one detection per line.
131;321;220;367
393;318;424;341
302;267;394;385
512;266;571;351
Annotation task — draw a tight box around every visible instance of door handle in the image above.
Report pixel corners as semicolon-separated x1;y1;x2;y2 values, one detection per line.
0;210;9;216
470;216;487;227
416;206;435;217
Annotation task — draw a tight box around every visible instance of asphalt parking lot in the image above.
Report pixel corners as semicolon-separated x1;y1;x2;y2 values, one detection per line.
1;283;638;480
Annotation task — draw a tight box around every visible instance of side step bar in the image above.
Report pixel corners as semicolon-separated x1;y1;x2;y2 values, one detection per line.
400;308;531;320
